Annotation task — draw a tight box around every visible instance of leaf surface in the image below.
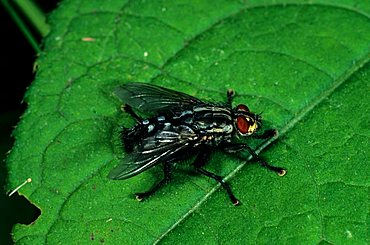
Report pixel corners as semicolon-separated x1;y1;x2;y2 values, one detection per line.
8;0;370;244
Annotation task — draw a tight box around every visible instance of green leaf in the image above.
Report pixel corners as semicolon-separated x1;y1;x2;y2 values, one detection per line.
7;0;370;244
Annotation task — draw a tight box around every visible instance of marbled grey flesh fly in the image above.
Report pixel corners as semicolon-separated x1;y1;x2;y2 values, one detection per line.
108;82;286;205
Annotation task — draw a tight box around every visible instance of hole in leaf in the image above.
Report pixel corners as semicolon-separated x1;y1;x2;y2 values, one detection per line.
7;192;41;225
0;190;41;244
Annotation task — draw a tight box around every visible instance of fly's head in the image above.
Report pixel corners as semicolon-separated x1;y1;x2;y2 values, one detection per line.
232;104;262;136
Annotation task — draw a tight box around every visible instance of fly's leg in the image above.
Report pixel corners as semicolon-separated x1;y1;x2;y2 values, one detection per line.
197;168;240;206
252;129;278;139
221;143;287;176
121;127;136;152
193;148;240;206
227;88;235;108
135;162;172;201
123;104;142;122
244;145;286;176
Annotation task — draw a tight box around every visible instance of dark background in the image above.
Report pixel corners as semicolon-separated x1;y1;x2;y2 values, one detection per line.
0;1;58;244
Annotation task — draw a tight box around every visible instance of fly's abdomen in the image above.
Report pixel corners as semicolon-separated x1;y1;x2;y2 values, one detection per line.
122;117;161;152
123;114;187;151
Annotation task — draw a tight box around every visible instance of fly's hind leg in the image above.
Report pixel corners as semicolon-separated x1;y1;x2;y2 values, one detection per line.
135;162;172;201
193;147;240;206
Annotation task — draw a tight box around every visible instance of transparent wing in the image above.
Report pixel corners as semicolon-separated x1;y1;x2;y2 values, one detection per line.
108;126;198;180
114;82;204;114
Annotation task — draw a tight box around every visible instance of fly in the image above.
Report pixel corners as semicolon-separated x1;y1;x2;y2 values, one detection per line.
108;82;286;205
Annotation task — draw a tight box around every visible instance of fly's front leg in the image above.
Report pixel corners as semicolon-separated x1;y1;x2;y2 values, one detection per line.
226;88;235;108
193;147;240;206
252;129;278;139
221;143;287;176
135;162;172;201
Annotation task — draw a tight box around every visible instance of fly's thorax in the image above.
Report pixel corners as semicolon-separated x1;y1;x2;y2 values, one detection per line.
191;105;234;135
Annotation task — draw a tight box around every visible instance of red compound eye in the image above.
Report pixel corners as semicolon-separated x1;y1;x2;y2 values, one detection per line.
236;104;249;112
236;116;250;134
